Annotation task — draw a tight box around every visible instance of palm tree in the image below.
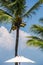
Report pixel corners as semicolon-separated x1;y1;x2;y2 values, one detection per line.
0;0;43;65
27;19;43;49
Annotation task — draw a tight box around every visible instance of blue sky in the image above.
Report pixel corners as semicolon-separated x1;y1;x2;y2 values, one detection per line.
21;0;43;33
0;26;43;65
0;0;43;65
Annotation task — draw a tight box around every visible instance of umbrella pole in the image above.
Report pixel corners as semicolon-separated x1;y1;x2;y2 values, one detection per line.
15;62;18;65
15;62;20;65
19;62;20;65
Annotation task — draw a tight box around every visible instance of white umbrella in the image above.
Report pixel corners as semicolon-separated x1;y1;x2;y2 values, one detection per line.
5;56;35;63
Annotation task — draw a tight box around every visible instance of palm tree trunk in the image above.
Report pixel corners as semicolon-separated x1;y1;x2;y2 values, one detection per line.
15;27;19;65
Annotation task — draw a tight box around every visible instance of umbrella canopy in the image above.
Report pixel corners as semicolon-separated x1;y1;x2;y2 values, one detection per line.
5;56;35;63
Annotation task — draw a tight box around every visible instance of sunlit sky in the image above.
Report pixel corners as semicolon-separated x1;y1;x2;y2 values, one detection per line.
0;0;43;65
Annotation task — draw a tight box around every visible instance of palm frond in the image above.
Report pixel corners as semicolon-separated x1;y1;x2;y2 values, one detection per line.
7;1;17;7
0;10;12;22
0;6;13;17
0;0;16;15
39;0;43;3
30;25;43;36
27;36;43;41
27;36;43;48
0;0;10;5
23;1;41;17
0;0;26;16
39;18;43;23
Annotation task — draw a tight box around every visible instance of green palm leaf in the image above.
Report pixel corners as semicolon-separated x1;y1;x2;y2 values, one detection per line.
23;1;41;17
7;1;17;7
27;36;43;48
30;25;43;36
0;7;13;17
23;0;43;17
0;10;12;22
27;18;43;49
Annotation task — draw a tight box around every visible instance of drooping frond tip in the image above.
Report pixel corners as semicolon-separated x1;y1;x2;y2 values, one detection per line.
30;25;43;36
39;18;43;22
27;36;43;48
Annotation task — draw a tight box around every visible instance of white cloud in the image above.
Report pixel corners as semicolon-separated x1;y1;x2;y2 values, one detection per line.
0;26;15;50
0;26;30;50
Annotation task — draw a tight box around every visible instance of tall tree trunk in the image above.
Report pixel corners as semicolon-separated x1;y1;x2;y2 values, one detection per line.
15;27;19;65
